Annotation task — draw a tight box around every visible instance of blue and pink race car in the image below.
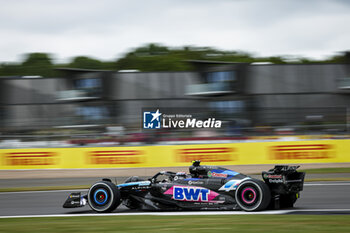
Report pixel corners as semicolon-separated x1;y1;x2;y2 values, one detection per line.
63;161;305;212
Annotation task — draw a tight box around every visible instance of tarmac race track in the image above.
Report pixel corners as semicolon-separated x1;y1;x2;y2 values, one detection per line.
0;182;350;217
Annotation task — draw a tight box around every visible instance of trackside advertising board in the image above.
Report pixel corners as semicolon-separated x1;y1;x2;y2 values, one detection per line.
0;140;350;169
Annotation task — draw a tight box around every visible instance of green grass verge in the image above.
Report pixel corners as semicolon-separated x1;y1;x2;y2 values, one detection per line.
299;167;350;174
305;177;350;182
0;215;350;233
251;167;350;175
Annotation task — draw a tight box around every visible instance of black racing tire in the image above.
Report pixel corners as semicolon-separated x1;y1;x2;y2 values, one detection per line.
88;181;121;213
235;179;271;211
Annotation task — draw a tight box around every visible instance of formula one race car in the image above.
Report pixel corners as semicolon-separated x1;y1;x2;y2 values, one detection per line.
63;161;305;212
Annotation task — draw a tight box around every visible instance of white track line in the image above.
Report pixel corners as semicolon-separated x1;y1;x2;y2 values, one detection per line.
1;209;350;219
0;189;88;195
304;182;350;186
0;210;292;219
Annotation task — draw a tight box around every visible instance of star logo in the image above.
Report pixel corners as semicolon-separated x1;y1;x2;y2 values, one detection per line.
151;109;162;122
143;109;162;129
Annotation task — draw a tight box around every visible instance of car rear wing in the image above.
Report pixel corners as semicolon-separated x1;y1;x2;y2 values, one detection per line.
262;165;305;195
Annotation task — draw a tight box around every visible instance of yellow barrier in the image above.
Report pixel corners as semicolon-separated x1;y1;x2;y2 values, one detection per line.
1;140;350;170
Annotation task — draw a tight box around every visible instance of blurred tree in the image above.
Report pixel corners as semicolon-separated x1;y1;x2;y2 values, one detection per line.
115;43;292;71
22;53;52;66
134;43;169;55
68;56;104;69
22;53;55;77
0;47;349;76
0;63;23;76
0;53;56;77
325;51;350;63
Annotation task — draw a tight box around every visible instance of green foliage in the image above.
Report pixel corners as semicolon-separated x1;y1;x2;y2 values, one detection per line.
0;215;350;233
22;53;56;77
299;167;350;174
0;46;349;76
68;56;104;69
0;53;57;77
324;51;350;63
116;44;193;71
0;63;23;76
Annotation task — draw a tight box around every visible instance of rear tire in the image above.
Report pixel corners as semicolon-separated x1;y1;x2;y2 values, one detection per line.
88;181;121;213
235;179;271;211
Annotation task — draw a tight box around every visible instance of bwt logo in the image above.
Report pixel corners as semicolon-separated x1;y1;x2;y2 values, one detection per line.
143;109;162;129
174;186;209;201
164;185;219;202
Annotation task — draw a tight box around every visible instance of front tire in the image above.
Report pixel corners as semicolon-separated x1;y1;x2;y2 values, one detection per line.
88;181;121;213
235;179;271;211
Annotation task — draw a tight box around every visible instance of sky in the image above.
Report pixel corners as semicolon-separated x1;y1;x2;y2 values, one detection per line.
0;0;349;63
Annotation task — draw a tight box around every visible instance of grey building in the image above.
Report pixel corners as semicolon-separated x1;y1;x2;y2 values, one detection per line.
247;63;349;126
0;62;349;133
